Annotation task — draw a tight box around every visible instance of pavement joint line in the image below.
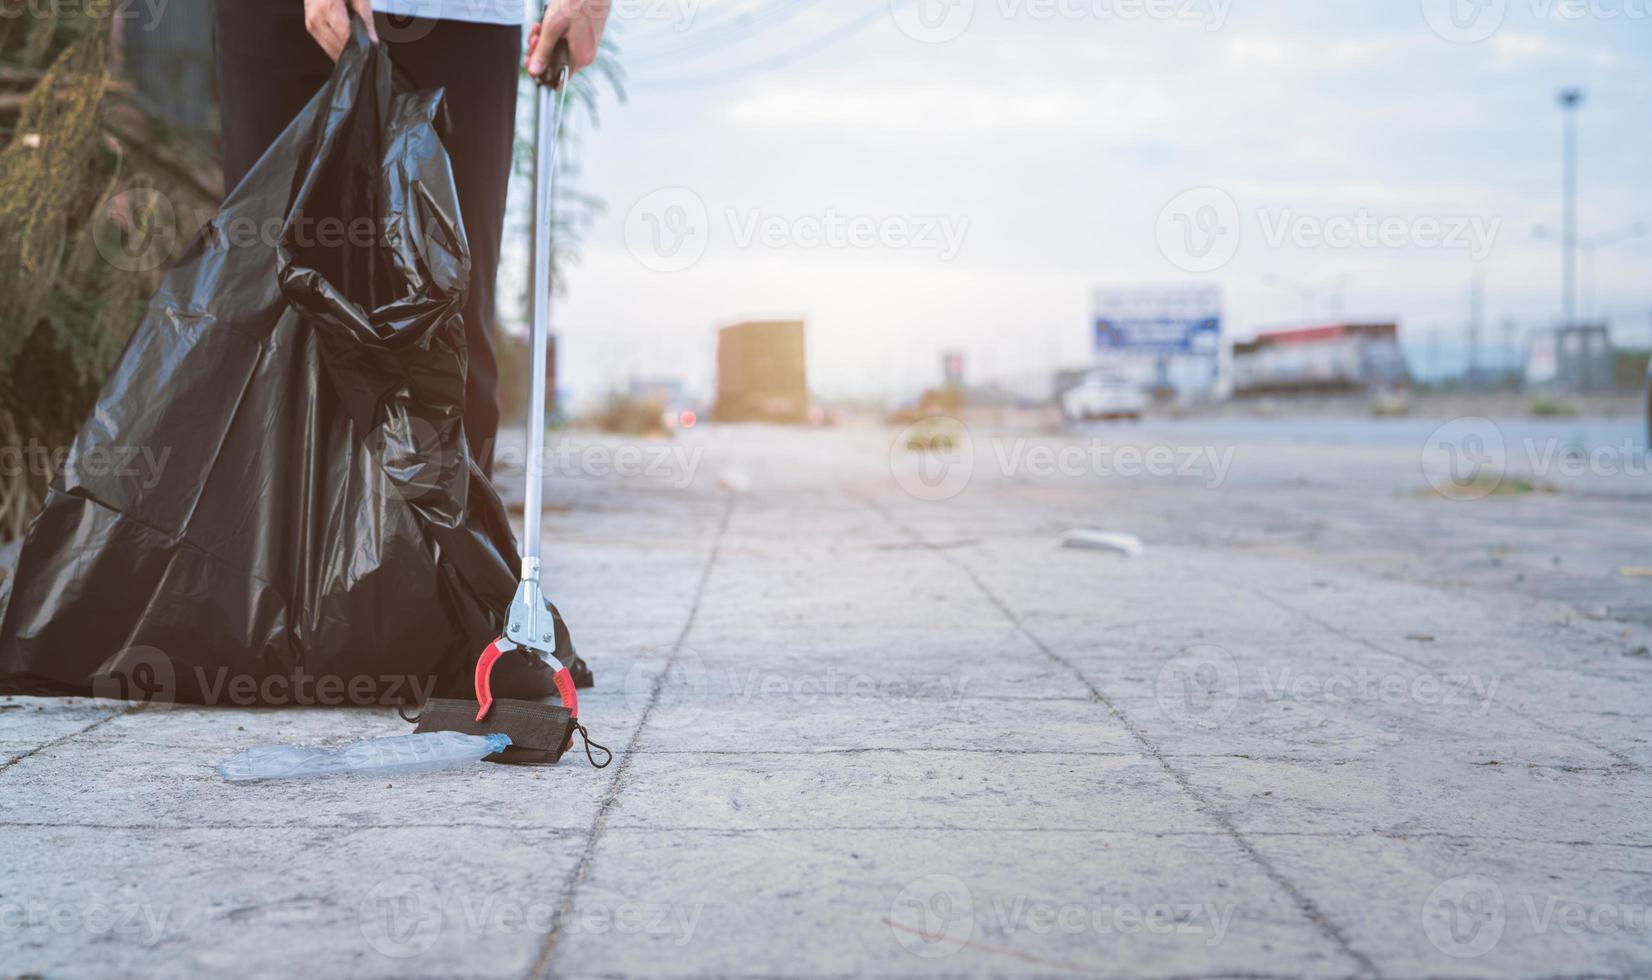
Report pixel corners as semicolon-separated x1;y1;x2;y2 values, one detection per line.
618;748;1637;771
0;706;128;774
0;820;592;832
850;490;1386;980
1;819;1647;849
564;974;1328;980
1222;578;1647;773
528;494;737;980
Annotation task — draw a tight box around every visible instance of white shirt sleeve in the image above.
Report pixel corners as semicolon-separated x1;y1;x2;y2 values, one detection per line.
373;0;525;26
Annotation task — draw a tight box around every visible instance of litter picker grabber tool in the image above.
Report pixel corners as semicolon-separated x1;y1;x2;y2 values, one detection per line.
477;36;576;727
414;38;608;768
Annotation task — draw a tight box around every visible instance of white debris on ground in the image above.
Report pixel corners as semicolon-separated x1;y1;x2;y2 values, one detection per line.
1060;528;1145;557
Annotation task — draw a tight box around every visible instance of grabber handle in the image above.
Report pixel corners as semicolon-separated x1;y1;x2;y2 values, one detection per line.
542;37;572;90
523;35;572;566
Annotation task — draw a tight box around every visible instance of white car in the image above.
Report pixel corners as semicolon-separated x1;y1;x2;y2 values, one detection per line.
1062;371;1147;421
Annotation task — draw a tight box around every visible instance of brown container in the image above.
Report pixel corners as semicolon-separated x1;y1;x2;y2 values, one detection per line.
713;320;808;422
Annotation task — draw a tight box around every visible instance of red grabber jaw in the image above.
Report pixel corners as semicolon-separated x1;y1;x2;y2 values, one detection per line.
473;562;580;724
472;636;579;723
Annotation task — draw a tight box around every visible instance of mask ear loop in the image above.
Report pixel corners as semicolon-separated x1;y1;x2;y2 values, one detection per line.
575;722;612;769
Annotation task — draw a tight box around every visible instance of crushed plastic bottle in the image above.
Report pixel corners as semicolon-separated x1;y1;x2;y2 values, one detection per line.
217;732;510;782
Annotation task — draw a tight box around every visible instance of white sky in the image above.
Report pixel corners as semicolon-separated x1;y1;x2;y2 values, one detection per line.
499;0;1652;406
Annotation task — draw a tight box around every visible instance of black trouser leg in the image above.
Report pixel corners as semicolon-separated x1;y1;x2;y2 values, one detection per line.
210;3;518;473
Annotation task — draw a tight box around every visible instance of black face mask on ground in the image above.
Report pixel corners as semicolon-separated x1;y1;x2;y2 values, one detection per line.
414;697;611;769
0;20;591;712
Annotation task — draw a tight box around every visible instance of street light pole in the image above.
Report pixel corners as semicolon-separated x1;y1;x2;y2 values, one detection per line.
1558;88;1585;328
1468;272;1484;383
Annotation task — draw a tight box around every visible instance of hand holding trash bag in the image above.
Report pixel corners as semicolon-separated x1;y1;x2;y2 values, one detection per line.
304;0;379;61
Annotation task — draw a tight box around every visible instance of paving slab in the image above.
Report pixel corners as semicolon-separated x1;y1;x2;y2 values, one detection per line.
548;829;1355;979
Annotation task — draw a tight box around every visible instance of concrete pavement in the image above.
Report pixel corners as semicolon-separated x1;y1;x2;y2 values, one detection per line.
1;418;1649;978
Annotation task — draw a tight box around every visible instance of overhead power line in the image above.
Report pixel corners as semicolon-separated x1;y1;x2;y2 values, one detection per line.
627;0;830;66
633;1;892;90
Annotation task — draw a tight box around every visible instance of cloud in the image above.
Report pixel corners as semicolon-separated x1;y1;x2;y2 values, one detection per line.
1491;31;1554;59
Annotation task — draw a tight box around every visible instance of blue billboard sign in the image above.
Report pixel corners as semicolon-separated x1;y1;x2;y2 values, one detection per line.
1094;315;1221;355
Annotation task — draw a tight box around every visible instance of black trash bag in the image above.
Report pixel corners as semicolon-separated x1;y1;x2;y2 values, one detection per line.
0;25;570;707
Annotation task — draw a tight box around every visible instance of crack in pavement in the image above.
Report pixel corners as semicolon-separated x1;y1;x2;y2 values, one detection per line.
852;489;1384;979
0;708;129;774
528;495;736;980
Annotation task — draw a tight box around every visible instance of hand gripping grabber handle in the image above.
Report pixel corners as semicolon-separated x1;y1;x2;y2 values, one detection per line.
474;36;576;726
